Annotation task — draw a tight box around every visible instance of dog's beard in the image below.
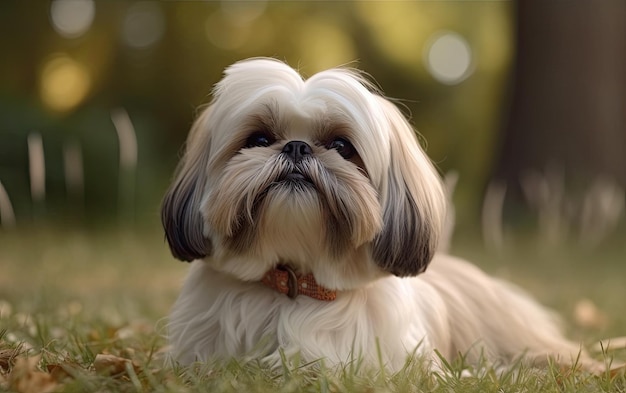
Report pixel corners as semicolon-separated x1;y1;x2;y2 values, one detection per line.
203;145;382;267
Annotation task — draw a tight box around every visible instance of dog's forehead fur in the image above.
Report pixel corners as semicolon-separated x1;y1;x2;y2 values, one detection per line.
207;58;390;186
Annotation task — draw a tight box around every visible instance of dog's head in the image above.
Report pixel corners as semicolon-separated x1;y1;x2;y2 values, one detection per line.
162;58;446;289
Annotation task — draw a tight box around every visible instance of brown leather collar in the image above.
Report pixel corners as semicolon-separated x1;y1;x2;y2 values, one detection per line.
261;265;337;301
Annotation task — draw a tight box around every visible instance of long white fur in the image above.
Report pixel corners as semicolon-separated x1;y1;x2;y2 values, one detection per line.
164;58;597;372
169;255;588;370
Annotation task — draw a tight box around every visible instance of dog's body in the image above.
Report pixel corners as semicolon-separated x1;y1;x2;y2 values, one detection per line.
169;254;585;370
162;58;596;371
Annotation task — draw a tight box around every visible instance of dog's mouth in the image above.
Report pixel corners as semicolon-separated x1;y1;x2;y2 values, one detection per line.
278;170;314;186
251;170;315;209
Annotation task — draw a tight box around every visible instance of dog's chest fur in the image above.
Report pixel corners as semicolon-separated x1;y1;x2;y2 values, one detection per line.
167;261;450;369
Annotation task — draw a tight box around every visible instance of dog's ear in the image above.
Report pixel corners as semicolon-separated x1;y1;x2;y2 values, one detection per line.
161;107;213;261
372;98;446;276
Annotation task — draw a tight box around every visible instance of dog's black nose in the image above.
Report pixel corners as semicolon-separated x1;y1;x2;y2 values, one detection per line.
282;141;312;163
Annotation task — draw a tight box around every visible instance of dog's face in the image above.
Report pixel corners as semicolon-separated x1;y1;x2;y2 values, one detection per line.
162;58;446;289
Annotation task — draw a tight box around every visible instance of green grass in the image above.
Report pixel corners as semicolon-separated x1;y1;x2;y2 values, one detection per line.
0;226;625;392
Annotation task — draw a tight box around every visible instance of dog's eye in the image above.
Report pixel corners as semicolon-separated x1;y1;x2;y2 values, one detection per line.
244;132;275;148
326;137;355;159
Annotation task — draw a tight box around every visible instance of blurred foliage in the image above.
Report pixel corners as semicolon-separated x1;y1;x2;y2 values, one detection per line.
0;1;513;226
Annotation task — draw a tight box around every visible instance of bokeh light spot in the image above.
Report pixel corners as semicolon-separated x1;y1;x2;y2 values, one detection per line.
50;0;95;39
122;2;165;49
40;54;91;112
425;31;473;85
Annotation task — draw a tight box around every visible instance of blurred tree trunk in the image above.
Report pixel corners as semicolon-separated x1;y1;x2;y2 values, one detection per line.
495;2;626;192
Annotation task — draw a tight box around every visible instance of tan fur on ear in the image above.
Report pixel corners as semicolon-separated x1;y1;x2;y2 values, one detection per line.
161;107;213;261
372;98;446;276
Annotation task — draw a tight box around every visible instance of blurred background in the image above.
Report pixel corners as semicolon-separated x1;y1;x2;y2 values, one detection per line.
0;1;624;247
0;1;625;348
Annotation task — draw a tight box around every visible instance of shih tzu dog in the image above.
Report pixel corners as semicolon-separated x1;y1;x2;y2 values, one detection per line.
161;58;598;372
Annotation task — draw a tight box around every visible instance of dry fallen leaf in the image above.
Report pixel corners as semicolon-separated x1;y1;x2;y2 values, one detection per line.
46;362;80;383
8;355;58;393
0;347;21;372
93;353;139;377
